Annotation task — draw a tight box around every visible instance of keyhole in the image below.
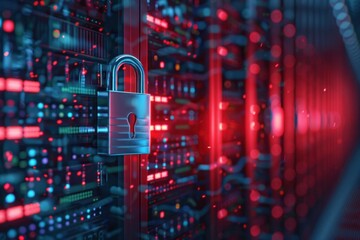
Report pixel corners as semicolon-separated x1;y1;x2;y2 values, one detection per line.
127;112;137;139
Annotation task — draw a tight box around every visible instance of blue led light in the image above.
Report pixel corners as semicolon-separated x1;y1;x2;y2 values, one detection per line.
27;190;35;198
37;112;44;118
5;193;15;203
183;220;188;227
57;217;62;222
48;187;54;193
65;214;70;220
67;112;73;118
28;149;36;157
7;229;17;238
29;158;37;167
37;103;44;109
39;221;46;228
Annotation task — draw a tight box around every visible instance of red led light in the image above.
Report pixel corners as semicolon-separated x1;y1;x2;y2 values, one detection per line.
249;64;260;75
272;107;284;136
6;78;23;92
271;10;283;23
0;210;5;224
217;209;228;219
23;80;40;93
217;46;228;56
6;126;23;140
249;32;261;43
24;203;40;216
217;9;228;21
3;20;15;33
159;211;165;219
0;78;5;91
146;14;168;29
6;206;23;221
284;24;296;38
23;126;41;138
250;225;260;237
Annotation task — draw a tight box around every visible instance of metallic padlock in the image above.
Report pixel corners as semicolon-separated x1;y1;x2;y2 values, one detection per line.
97;54;150;155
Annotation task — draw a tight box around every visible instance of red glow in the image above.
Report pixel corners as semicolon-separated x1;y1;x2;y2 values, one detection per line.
250;225;260;237
147;171;168;182
249;64;260;74
24;203;40;216
6;206;23;221
23;80;40;93
217;9;228;21
272;107;284;136
6;126;23;139
272;205;283;218
217;209;228;219
159;211;165;219
23;126;42;138
0;127;5;140
249;32;261;43
1;78;40;93
3;20;15;33
217;46;228;57
0;210;5;224
0;78;5;91
160;61;165;69
271;10;283;23
284;24;296;38
146;14;168;29
6;78;23;92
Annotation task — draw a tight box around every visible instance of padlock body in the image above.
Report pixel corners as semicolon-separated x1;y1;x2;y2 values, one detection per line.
98;90;150;155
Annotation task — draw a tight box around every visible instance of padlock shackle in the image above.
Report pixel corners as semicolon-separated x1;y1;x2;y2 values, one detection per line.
106;54;145;93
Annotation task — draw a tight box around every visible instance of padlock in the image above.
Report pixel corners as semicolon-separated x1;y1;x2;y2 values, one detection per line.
97;54;150;155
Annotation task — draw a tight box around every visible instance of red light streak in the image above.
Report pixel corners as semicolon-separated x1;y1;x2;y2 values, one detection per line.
0;210;5;224
6;206;23;221
147;171;168;182
0;78;40;93
146;14;168;29
2;126;42;140
6;126;23;139
23;80;40;93
24;202;40;216
6;78;22;92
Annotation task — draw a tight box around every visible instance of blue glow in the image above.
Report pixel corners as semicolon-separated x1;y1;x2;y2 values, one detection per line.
38;112;44;118
65;214;70;220
67;112;73;118
29;158;37;166
7;229;17;238
190;156;195;162
27;190;35;198
39;221;46;228
28;148;36;157
37;103;44;109
57;217;62;222
48;187;54;193
87;215;90;219
5;193;15;203
183;220;188;227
